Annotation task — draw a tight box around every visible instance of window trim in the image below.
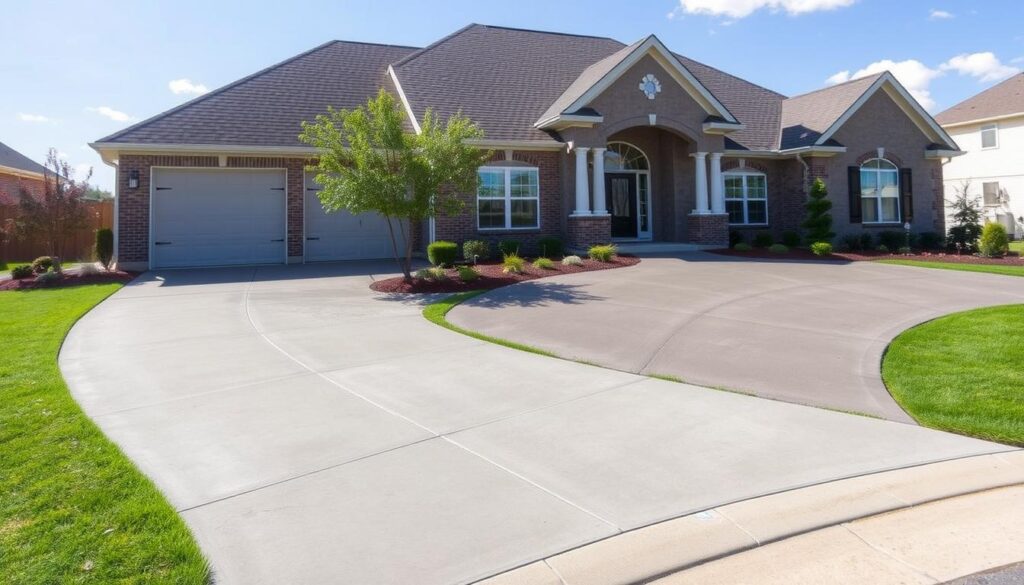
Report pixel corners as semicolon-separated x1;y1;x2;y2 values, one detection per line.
859;158;901;224
476;166;541;231
723;170;768;226
980;123;999;150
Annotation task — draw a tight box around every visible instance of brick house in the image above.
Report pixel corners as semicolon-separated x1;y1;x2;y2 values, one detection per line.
90;24;961;271
0;141;46;205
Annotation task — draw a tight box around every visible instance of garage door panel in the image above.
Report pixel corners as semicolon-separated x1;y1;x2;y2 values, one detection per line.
304;172;406;262
152;169;286;269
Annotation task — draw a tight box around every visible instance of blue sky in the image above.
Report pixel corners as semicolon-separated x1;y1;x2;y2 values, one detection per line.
4;0;1023;191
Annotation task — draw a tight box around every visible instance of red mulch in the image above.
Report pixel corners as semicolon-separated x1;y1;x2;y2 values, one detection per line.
0;270;137;291
370;255;641;293
710;248;1024;265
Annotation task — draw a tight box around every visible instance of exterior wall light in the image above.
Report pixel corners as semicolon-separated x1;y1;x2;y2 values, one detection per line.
128;170;140;189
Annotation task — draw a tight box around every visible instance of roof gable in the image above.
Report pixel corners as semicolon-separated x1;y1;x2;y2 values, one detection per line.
935;73;1024;127
0;141;47;176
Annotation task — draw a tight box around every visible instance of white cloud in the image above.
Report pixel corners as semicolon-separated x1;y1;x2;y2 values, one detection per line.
87;106;135;122
674;0;856;19
17;112;52;123
929;9;953;19
825;59;942;110
168;78;209;96
941;52;1020;83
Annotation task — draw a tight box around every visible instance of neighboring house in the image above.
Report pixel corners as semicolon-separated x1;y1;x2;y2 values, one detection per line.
90;24;960;271
0;141;46;205
936;73;1024;239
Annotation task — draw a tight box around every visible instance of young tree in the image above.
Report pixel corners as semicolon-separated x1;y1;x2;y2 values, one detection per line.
13;149;91;260
299;89;490;282
802;178;834;244
946;181;983;252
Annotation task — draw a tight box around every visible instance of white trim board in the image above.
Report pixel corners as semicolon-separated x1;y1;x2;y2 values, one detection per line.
388;65;422;134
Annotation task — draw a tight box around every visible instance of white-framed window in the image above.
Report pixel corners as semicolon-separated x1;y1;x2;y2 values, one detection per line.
723;171;768;225
980;123;999;149
983;181;1001;206
477;166;540;230
860;158;900;223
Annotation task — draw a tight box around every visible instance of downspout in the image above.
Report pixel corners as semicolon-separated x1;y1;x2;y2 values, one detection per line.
104;159;119;269
796;153;810;194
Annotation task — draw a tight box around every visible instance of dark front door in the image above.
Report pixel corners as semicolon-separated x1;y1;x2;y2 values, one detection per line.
606;173;638;238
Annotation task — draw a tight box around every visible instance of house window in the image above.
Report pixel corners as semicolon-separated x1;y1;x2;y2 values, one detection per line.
724;171;768;225
860;158;900;223
981;124;998;149
983;181;1001;206
477;167;540;230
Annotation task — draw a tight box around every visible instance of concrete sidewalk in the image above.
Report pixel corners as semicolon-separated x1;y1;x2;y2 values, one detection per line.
59;262;1018;584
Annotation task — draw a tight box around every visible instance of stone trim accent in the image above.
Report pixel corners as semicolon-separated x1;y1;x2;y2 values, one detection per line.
687;213;729;246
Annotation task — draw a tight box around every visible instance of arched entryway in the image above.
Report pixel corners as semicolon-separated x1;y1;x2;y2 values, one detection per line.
604;142;652;240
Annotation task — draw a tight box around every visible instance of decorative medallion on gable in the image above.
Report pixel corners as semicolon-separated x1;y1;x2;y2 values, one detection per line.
639;74;662;100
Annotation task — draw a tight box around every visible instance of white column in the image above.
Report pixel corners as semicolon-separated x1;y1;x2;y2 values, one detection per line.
709;152;725;214
573;146;591;215
692;152;709;214
591;147;607;215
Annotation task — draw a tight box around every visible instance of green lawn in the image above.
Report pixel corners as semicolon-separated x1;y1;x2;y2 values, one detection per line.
882;305;1024;446
422;290;558;357
878;259;1024;278
0;285;209;584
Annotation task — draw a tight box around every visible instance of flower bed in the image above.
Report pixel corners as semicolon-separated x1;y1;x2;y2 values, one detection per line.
0;270;136;291
711;247;1024;266
370;255;640;293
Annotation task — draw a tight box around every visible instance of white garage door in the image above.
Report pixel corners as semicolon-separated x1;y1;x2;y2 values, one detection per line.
152;169;286;269
304;172;406;261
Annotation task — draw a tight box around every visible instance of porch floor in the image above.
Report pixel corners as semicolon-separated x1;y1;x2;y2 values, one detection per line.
609;241;719;254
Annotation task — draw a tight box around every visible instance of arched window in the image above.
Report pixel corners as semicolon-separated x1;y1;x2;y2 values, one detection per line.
604;143;649;171
860;159;899;223
723;170;768;225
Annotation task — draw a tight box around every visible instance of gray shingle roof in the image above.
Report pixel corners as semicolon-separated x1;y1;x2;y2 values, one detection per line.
778;73;882;150
98;41;417;146
0;141;47;175
535;40;645;124
935;73;1024;126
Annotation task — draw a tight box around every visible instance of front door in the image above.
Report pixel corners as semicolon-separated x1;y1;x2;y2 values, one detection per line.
607;173;638;238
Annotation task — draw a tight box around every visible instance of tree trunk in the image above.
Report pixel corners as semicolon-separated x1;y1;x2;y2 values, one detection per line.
384;215;411;282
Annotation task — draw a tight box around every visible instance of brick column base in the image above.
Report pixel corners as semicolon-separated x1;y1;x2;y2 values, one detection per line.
567;214;612;250
687;213;729;246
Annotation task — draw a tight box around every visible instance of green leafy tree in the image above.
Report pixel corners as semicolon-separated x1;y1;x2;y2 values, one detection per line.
946;181;983;252
802;178;834;243
299;89;490;281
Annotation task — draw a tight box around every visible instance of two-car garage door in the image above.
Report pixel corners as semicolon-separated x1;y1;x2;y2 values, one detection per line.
150;168;402;269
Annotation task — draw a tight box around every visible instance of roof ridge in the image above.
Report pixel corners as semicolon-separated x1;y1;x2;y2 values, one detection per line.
390;23;478;69
936;71;1024;117
784;72;884;102
475;23;620;42
331;38;421;50
96;40;364;143
673;52;786;99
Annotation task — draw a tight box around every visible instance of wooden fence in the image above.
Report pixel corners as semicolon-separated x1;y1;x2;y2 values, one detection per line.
0;200;113;262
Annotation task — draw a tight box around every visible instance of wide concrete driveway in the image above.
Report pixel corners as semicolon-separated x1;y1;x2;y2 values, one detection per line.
450;253;1024;421
61;262;1013;584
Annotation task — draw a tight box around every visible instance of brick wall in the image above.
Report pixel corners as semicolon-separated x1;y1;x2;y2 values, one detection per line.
0;172;44;205
721;158;805;241
566;215;612;250
686;213;729;245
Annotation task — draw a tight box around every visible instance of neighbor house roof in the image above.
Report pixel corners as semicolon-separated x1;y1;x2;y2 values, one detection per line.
777;74;883;150
935;73;1024;127
0;141;47;176
97;40;417;147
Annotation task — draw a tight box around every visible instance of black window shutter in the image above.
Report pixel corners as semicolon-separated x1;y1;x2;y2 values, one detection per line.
847;166;862;223
899;168;913;222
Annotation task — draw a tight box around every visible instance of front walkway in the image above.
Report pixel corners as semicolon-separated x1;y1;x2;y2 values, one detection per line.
449;252;1024;421
60;262;1012;584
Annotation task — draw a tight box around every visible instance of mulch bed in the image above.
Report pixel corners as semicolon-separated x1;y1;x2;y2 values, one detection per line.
370;255;641;293
0;270;137;291
710;248;1024;266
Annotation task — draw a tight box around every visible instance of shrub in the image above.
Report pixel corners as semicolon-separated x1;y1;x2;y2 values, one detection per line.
588;244;617;262
978;222;1009;257
733;242;752;252
877;231;905;251
95;228;114;269
532;257;556;270
840;234;862;251
457;265;479;282
79;263;100;276
36;269;61;287
11;264;33;279
562;255;584;266
803;178;834;243
768;244;788;254
537;237;563;259
859;232;874;251
876;244;890;253
498;240;521;256
897;246;913;255
917;231;944;251
752;232;773;248
502;253;525;274
427;240;458;267
415;266;448;281
781;231;801;248
946;182;982;252
462;240;490;263
810;241;833;256
729;230;745;247
31;256;55;274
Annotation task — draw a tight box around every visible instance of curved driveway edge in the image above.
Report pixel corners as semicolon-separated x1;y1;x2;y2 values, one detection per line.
448;253;1024;421
60;262;1016;584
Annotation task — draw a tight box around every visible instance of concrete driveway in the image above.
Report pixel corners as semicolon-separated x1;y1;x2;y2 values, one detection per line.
60;262;1013;584
449;253;1024;421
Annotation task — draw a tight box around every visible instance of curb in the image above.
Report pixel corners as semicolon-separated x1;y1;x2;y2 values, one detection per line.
475;450;1024;585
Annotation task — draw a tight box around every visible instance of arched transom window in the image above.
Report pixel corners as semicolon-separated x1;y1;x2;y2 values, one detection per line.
604;143;649;171
860;158;899;223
